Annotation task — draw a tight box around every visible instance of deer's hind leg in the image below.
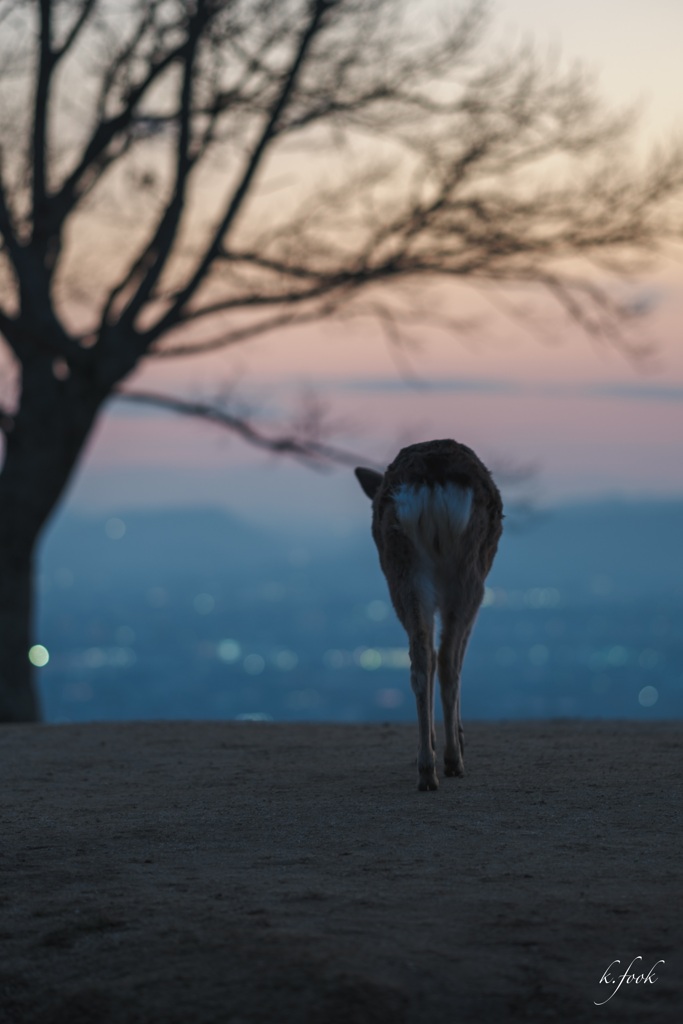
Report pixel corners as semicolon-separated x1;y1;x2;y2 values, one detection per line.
396;592;437;791
438;597;479;778
429;648;437;757
438;618;467;777
411;619;437;790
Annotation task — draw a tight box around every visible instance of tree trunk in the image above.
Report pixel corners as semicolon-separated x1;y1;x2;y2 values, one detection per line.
0;545;38;722
0;355;106;722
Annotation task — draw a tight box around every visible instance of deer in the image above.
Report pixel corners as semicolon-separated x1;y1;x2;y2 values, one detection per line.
355;439;503;791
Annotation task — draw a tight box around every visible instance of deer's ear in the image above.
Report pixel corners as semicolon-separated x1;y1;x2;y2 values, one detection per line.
355;467;383;500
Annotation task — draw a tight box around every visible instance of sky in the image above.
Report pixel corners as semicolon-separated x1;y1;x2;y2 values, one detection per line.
61;0;683;529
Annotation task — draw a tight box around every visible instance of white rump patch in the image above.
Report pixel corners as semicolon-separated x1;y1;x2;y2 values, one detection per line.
393;482;472;563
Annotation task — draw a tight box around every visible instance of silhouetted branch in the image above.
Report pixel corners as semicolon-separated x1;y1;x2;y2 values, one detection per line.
0;150;21;269
110;3;208;333
115;386;373;470
31;1;54;241
145;0;335;344
4;0;681;372
51;26;190;227
150;308;325;359
53;0;97;62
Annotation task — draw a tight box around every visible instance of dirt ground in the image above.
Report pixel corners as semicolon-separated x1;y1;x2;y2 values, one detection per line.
0;720;680;1024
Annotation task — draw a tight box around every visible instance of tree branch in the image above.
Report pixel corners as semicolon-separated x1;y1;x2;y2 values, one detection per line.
220;247;332;282
0;151;21;269
110;3;206;333
53;0;97;63
50;33;190;227
149;307;334;360
0;306;22;359
31;0;54;241
144;0;335;345
114;386;371;469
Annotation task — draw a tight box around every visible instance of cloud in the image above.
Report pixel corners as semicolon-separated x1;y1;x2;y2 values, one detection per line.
330;377;518;395
329;377;683;403
581;383;683;403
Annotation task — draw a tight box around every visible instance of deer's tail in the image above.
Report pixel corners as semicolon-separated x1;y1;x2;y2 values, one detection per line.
393;481;472;562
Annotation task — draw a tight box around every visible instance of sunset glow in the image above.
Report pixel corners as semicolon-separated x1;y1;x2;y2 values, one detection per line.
37;0;683;524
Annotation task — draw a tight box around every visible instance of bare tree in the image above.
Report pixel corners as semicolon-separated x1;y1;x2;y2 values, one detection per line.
0;0;681;721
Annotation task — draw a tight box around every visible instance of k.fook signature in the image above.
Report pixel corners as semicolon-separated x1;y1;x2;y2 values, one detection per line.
594;957;665;1005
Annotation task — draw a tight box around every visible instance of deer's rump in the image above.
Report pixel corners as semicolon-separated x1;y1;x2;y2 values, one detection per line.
393;481;473;563
374;440;503;586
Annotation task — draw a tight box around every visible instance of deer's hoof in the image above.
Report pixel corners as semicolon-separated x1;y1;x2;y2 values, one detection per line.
418;771;439;791
444;758;465;778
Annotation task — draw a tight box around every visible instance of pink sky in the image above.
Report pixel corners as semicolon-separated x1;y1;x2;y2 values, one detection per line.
54;0;683;526
65;272;683;528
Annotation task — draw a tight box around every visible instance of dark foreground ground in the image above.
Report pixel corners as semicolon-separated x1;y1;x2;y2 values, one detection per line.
0;720;680;1024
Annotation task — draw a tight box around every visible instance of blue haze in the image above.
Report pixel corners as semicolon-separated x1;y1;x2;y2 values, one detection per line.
36;501;683;722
